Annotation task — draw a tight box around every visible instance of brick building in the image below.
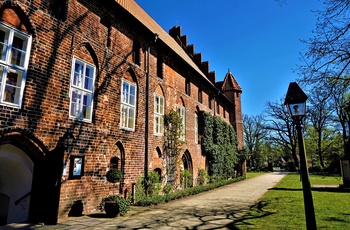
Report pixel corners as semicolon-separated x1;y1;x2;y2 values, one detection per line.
0;0;244;225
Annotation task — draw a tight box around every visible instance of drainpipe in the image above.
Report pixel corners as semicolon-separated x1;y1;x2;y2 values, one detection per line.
145;33;158;191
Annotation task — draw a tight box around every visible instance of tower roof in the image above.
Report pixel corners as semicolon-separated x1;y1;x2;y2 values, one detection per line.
218;70;242;93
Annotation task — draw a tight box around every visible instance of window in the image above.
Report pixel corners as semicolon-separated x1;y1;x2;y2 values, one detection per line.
69;57;95;122
154;94;164;135
157;55;163;78
49;0;67;21
0;23;32;108
120;79;136;130
209;95;212;109
177;105;185;140
132;41;140;65
194;113;198;144
198;88;202;103
185;78;190;96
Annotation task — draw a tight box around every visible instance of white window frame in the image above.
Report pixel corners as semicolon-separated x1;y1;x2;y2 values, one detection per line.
69;57;95;122
120;79;137;131
0;22;32;108
177;105;185;141
194;113;198;144
154;93;164;135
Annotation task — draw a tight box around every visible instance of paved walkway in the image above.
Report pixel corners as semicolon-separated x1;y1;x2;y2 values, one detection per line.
1;172;287;230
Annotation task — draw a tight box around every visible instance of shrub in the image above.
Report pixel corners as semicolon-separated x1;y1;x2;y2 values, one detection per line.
181;169;192;188
146;171;161;196
106;168;123;183
198;168;209;185
162;184;173;195
100;195;130;216
135;176;245;206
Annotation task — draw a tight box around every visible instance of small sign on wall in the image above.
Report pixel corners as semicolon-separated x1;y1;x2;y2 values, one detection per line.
69;155;85;179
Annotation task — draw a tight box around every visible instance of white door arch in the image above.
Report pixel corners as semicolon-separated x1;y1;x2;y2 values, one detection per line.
0;144;33;224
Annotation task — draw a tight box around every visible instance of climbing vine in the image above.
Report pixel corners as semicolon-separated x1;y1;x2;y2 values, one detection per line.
200;111;238;179
163;109;184;185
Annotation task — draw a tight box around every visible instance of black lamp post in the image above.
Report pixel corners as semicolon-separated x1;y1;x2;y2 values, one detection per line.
64;129;74;155
284;82;317;230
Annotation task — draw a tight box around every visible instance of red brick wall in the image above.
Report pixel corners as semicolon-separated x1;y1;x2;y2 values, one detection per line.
0;0;244;221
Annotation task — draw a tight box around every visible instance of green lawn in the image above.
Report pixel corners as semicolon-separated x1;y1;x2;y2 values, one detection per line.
246;172;267;179
234;174;349;229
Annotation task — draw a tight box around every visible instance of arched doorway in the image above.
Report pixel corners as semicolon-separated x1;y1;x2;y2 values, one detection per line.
180;150;193;188
0;129;61;225
0;144;34;224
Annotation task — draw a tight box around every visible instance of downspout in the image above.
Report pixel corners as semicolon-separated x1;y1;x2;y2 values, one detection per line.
145;33;158;190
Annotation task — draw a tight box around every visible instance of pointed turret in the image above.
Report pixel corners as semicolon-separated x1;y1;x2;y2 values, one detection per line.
219;69;244;149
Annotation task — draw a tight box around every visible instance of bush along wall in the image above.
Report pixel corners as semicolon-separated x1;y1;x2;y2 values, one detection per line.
200;111;238;179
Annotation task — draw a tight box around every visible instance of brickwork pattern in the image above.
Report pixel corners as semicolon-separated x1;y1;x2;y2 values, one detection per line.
0;0;244;222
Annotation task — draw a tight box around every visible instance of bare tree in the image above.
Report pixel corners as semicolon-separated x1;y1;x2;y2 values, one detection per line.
331;78;350;159
299;0;350;90
265;99;299;169
242;114;267;169
307;86;335;167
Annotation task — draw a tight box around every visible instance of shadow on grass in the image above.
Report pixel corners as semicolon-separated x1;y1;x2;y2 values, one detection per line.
268;187;302;191
268;186;349;193
311;187;350;193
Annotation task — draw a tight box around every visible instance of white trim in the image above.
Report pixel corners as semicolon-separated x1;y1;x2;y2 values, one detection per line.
177;105;185;140
120;79;137;131
69;56;95;122
154;93;164;135
194;113;198;144
0;22;32;108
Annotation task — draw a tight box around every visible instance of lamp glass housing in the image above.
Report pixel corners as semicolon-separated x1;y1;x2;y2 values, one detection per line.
287;102;306;117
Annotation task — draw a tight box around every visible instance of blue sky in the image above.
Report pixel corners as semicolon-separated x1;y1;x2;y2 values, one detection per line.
135;0;324;116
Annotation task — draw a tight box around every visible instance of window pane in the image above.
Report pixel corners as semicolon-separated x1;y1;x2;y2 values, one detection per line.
122;82;129;103
10;36;26;67
128;108;135;129
4;85;21;104
0;65;4;83
129;85;136;106
6;69;21;86
4;70;22;104
155;96;159;113
0;30;8;61
160;116;164;134
154;116;159;133
120;105;127;128
83;93;92;119
73;62;83;87
159;97;164;114
84;66;94;91
70;90;82;117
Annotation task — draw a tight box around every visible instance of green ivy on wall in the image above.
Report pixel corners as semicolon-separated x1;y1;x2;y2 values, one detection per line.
199;111;238;179
163;109;185;185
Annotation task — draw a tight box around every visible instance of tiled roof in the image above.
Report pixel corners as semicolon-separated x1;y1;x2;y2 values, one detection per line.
221;71;242;92
115;0;213;85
